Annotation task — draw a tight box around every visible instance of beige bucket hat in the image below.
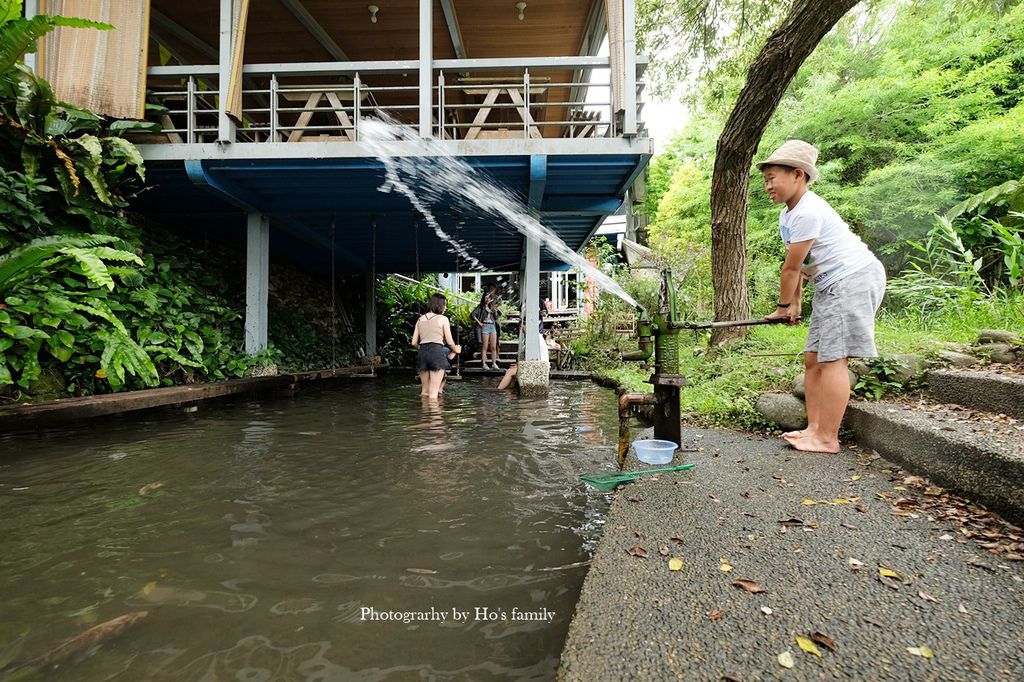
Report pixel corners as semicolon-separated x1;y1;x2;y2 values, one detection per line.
755;139;820;184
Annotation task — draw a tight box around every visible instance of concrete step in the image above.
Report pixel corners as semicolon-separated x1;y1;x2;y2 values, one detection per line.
463;360;515;369
927;368;1024;419
468;352;517;362
844;398;1024;524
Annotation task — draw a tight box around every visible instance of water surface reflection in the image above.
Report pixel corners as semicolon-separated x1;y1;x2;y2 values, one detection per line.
0;376;617;680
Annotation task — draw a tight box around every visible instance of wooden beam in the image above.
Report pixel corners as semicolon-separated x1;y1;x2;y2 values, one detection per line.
439;0;467;59
152;8;219;61
0;366;377;431
278;0;348;62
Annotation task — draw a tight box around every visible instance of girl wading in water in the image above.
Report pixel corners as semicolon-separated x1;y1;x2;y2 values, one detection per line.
412;294;462;401
758;140;886;454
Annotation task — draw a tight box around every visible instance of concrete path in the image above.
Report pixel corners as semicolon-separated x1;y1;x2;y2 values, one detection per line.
559;428;1024;681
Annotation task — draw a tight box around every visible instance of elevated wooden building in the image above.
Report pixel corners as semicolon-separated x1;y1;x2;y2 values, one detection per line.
29;0;650;381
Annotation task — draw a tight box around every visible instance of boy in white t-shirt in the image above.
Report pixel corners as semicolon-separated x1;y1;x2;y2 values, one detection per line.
756;140;886;454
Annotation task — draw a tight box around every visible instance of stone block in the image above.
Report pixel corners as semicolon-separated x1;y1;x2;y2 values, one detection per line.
517;360;549;397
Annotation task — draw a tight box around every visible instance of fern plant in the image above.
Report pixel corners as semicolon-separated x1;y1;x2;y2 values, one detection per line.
0;233;141;294
0;1;112;73
888;215;992;312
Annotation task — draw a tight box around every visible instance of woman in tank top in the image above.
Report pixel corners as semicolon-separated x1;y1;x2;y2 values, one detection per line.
411;293;461;400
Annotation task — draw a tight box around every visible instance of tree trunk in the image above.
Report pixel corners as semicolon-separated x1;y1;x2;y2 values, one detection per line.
709;0;860;345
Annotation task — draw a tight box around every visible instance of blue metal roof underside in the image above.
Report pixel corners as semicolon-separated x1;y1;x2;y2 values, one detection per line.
133;154;647;274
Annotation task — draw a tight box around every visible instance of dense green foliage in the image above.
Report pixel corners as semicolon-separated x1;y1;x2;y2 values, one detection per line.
643;0;1024;317
576;0;1024;427
376;276;480;367
0;5;357;398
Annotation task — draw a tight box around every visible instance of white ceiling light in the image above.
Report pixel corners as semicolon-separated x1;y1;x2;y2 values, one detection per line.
368;5;379;23
515;2;527;21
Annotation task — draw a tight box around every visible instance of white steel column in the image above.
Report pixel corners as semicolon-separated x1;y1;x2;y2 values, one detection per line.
624;0;637;136
419;0;433;137
521;237;543;361
218;0;236;142
245;212;270;353
365;274;377;359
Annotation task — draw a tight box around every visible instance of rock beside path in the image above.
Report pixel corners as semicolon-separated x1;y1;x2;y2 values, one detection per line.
978;329;1021;345
934;350;979;367
976;342;1018;364
756;392;807;430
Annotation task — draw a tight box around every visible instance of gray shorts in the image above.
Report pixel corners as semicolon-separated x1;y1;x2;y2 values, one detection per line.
805;259;886;362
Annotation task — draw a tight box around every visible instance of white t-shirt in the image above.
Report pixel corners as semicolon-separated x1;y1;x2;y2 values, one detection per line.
780;191;876;289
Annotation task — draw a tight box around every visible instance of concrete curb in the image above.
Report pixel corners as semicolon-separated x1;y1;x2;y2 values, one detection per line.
927;369;1024;420
844;401;1024;525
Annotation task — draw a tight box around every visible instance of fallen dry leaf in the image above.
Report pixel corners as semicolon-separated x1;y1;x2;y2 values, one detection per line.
851;475;862;481
800;498;817;506
918;590;939;604
848;558;864;571
731;579;765;594
668;557;683;571
627;546;648;559
810;631;837;652
778;651;795;669
670;535;684;545
958;603;968;614
878;574;901;590
855;505;869;513
778;517;805;527
659;546;669;556
796;635;821;657
878;567;903;580
761;606;773;615
907;646;934;659
706;608;725;621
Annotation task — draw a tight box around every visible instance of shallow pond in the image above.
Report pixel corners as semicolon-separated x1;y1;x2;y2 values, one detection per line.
0;376;618;680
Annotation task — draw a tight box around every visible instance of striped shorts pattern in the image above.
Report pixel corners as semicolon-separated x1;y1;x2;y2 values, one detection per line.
804;259;886;362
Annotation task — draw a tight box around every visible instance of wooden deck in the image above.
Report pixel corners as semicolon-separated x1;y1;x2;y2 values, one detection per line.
0;365;376;432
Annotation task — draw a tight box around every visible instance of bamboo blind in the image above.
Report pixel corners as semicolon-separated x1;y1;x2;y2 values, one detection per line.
39;0;151;120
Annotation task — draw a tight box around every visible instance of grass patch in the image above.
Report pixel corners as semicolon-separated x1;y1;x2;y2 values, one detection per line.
589;296;1023;430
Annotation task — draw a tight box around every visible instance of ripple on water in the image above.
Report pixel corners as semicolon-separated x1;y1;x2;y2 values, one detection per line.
270;598;323;615
0;378;619;681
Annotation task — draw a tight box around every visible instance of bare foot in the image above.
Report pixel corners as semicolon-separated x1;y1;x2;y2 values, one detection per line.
782;429;807;439
786;434;840;453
